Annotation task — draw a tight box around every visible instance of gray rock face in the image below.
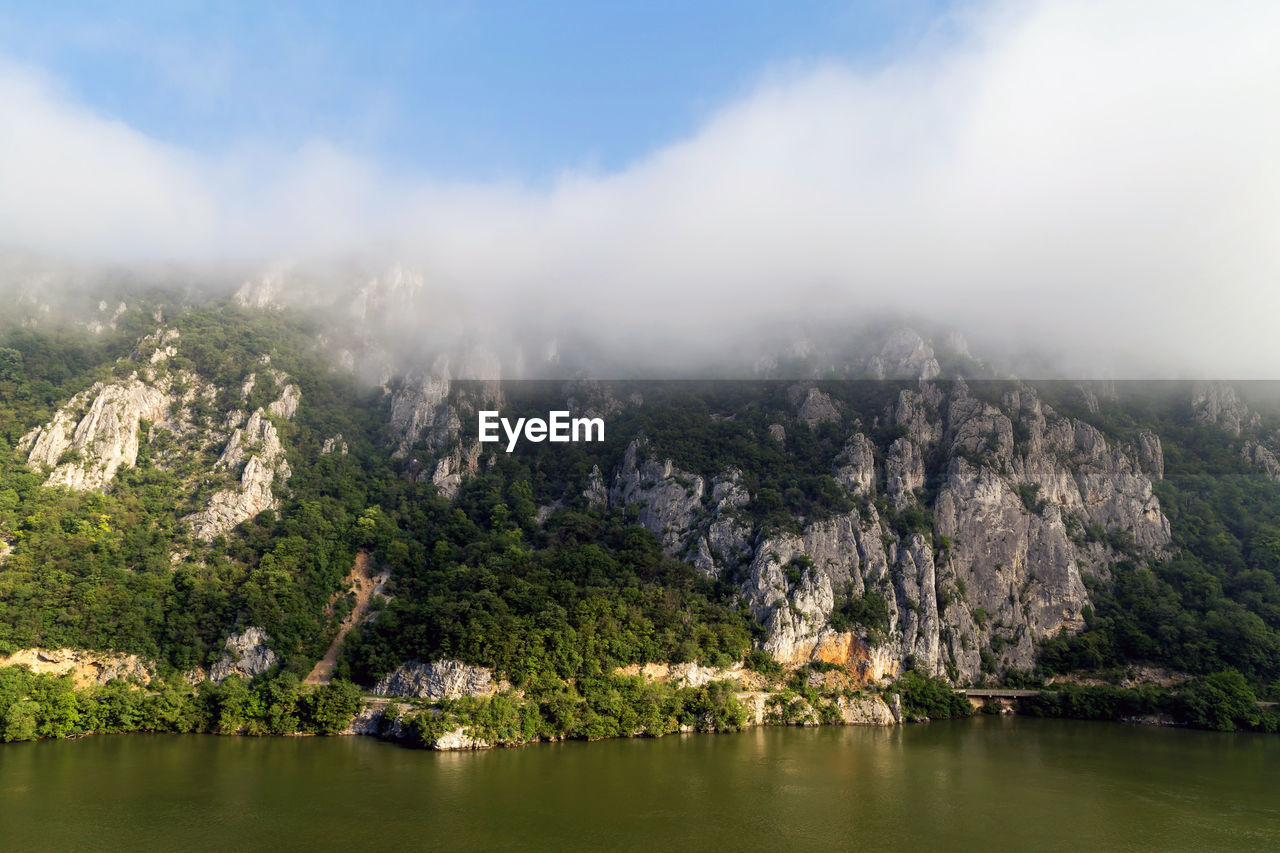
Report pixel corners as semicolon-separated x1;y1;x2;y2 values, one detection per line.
698;470;754;575
388;370;501;496
267;384;301;419
373;659;496;700
1244;441;1280;482
1134;429;1164;481
20;379;172;491
611;381;1171;685
431;442;484;500
1192;383;1258;436
868;329;942;380
744;507;887;669
390;372;452;458
610;439;706;555
885;437;925;509
583;465;609;510
793;386;841;428
832;433;875;495
186;399;296;541
209;627;278;683
18;328;301;545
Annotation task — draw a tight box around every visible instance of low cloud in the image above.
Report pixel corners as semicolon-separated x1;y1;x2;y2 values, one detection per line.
2;0;1278;377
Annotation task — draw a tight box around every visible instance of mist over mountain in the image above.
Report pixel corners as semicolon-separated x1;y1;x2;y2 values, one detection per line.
3;1;1279;378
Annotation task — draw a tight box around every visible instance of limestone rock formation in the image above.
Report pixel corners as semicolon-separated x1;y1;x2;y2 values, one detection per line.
186;400;295;541
832;433;875;495
1244;441;1280;482
867;328;942;380
433;727;490;750
390;372;452;458
1133;429;1165;481
610;438;705;555
609;381;1171;685
321;434;349;455
208;627;278;683
583;465;609;510
20;379;171;490
793;385;841;428
0;648;155;687
836;694;899;726
372;659;497;700
1192;383;1258;436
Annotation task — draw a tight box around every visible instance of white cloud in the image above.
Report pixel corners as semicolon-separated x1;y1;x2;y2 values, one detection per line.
2;0;1278;376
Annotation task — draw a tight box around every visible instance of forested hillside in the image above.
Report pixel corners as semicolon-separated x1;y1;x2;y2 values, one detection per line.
3;295;1280;744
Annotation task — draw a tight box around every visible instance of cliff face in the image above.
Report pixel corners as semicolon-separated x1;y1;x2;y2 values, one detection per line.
388;362;502;498
604;374;1171;685
185;403;296;542
0;648;154;688
372;659;500;700
18;330;191;491
19;379;171;490
17;328;301;543
206;627;279;683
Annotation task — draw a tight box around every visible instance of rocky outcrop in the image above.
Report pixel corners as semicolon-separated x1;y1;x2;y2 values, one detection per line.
832;433;875;495
342;700;398;736
17;327;299;546
610;439;705;555
19;379;172;490
610;380;1171;685
885;437;925;509
617;662;747;688
186;400;295;541
321;434;348;455
1133;429;1164;481
208;627;278;683
1244;441;1280;483
836;694;899;726
867;329;942;380
433;727;490;750
431;442;483;500
697;470;754;574
0;648;155;687
1192;383;1258;436
268;384;301;419
390;373;452;458
610;440;754;574
583;465;609;510
388;370;502;497
372;659;498;700
793;386;841;428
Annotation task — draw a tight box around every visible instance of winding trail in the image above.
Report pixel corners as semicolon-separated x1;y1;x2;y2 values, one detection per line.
304;551;384;685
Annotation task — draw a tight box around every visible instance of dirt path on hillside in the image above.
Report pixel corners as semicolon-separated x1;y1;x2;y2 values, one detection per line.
304;551;386;685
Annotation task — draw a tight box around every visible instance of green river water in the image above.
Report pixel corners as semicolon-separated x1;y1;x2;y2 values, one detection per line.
2;717;1276;851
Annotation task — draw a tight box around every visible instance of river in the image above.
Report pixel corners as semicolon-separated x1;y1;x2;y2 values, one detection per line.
2;718;1276;851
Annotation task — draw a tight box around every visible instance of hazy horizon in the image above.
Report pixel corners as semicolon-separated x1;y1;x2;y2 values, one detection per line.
3;1;1278;378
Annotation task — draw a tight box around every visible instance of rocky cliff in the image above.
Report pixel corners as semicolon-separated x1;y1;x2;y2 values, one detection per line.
206;627;279;683
372;659;500;700
18;330;194;491
602;373;1172;685
16;326;301;543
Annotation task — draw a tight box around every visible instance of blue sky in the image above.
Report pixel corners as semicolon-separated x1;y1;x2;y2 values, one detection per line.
0;0;953;181
1;1;1277;376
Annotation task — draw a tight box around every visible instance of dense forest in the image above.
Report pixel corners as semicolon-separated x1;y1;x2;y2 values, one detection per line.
3;302;1280;744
